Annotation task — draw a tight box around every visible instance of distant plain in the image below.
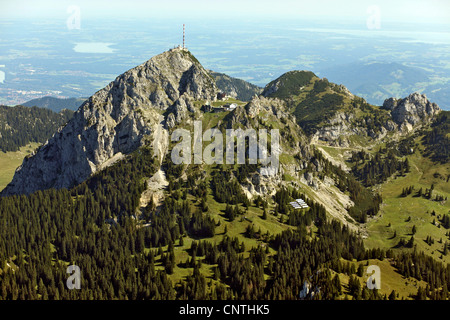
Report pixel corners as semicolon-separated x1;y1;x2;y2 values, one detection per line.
0;17;449;109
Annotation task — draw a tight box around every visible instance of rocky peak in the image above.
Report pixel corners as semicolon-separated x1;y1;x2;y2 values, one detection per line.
246;95;286;119
384;92;441;127
1;49;218;196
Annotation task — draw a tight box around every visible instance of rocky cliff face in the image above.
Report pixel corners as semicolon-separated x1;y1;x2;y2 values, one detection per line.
2;48;218;196
209;71;262;101
311;111;355;147
311;92;441;147
383;92;441;128
3;50;442;235
1;52;370;231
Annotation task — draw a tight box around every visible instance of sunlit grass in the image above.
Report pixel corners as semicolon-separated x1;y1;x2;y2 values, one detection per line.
0;143;40;191
365;146;450;264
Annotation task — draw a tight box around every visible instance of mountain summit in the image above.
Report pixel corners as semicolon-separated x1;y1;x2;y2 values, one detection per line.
383;92;441;127
2;48;218;196
2;49;442;199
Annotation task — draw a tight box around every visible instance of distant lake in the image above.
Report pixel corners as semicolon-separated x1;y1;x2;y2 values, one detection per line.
1;18;449;109
73;42;116;53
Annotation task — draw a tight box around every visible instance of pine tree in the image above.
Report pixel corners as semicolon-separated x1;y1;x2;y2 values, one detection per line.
389;290;396;300
416;287;427;300
418;187;423;197
407;236;415;248
404;158;410;173
357;264;364;277
262;208;268;220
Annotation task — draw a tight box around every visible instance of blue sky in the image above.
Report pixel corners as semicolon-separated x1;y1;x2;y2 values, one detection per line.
1;0;449;27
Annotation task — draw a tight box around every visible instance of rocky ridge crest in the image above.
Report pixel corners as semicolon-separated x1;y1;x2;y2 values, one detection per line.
2;48;218;196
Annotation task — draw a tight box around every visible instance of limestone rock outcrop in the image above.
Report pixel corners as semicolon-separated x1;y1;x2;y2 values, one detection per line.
2;48;218;196
384;92;441;127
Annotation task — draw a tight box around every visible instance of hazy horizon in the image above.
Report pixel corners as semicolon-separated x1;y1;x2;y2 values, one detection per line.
1;0;449;108
1;0;449;24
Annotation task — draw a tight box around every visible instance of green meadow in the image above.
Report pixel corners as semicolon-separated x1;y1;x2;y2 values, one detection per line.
0;143;40;191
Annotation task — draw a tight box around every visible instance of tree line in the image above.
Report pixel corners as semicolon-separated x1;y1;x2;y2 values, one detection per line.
350;149;410;187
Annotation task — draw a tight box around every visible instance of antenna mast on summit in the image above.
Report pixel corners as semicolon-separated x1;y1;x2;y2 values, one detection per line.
183;24;185;49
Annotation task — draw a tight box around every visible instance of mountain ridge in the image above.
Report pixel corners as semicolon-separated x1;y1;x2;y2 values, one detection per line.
1;48;218;196
209;70;262;101
0;49;449;300
21;96;87;112
261;70;441;148
1;49;443;232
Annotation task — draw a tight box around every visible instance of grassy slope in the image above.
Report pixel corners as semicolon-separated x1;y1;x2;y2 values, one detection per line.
178;99;436;296
271;73;392;147
149;169;292;285
314;129;449;262
0;143;40;191
364;142;450;263
308;123;449;299
316;134;450;264
150;188;429;299
154;101;307;285
336;258;428;299
148;156;437;298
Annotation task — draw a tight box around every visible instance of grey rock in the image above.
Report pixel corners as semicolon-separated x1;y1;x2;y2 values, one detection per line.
382;97;398;111
385;92;441;126
2;48;218;196
385;120;397;131
172;96;188;124
166;113;176;129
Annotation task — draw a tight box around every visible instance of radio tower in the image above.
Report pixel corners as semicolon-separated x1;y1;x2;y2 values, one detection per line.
183;24;185;49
